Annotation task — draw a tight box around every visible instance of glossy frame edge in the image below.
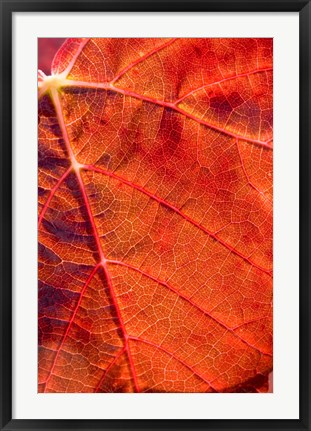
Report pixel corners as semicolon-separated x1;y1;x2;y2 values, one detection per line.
0;1;310;430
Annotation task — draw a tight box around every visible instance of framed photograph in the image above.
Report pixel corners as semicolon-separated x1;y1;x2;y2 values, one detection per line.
1;0;310;430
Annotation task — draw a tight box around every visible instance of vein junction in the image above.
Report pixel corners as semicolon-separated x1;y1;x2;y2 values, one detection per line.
38;46;272;391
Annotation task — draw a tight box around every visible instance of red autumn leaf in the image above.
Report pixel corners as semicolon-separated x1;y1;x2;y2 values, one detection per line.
38;38;273;393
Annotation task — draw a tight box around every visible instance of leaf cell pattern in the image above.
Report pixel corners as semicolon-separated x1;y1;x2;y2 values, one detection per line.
38;38;273;393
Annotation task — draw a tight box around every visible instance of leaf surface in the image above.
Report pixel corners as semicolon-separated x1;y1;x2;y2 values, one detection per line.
38;38;273;393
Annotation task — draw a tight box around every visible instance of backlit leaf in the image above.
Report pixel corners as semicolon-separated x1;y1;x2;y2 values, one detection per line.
38;38;273;393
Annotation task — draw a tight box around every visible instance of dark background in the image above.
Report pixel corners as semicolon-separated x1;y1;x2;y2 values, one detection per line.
38;38;66;74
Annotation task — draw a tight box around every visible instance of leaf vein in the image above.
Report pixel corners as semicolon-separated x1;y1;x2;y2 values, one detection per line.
82;163;272;276
108;259;272;357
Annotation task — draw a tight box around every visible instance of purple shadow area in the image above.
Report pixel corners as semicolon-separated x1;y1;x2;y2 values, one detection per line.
38;38;67;75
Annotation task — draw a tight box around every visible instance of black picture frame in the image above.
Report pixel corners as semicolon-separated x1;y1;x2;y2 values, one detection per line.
1;0;310;430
